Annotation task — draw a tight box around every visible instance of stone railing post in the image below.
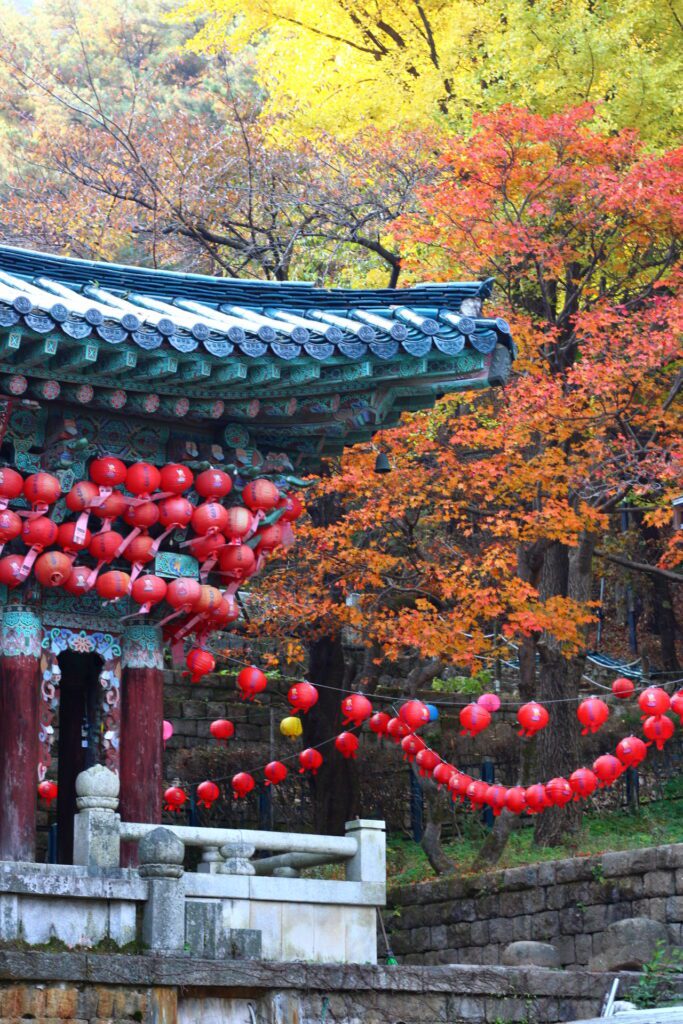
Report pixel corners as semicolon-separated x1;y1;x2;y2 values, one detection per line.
218;842;256;875
139;827;186;955
344;819;386;884
72;764;121;869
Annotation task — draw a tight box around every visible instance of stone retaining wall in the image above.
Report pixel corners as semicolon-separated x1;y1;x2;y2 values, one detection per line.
0;951;671;1024
387;842;683;969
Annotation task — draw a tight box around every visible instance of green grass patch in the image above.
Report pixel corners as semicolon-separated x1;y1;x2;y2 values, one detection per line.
387;793;683;887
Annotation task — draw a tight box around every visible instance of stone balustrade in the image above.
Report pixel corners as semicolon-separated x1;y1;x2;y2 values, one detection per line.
0;766;385;964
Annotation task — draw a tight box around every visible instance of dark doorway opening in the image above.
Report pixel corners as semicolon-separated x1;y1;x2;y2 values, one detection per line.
56;650;103;864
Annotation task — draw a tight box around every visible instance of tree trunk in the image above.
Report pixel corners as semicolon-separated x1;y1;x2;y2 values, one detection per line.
303;632;360;835
478;810;520;867
414;768;456;874
534;533;596;847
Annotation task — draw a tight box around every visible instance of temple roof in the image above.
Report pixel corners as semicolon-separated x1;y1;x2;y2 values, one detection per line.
0;244;515;467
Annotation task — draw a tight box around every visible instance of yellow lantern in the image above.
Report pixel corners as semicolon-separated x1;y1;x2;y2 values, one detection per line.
280;715;303;739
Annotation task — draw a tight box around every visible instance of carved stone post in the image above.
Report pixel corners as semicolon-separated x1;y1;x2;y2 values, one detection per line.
139;827;186;954
119;624;164;866
0;608;42;861
72;764;120;869
218;842;256;875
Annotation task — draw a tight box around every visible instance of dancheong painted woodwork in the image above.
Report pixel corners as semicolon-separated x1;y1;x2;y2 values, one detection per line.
0;243;515;864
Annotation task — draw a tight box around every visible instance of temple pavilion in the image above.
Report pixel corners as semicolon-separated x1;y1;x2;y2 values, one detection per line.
0;243;515;864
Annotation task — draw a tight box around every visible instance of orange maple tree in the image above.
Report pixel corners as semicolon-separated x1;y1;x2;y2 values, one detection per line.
248;107;682;845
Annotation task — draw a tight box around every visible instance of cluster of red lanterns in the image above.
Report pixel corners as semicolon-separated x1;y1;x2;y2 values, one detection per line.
0;462;304;685
158;677;680;814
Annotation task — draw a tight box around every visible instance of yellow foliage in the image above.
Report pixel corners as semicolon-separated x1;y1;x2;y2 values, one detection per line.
172;0;682;145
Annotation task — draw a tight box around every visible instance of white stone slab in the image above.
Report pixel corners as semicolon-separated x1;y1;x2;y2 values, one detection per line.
249;900;283;961
345;906;377;965
312;904;346;963
282;901;316;961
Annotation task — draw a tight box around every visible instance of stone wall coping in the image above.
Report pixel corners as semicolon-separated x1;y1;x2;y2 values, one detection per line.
388;842;683;906
0;950;645;998
0;862;148;900
184;873;385;906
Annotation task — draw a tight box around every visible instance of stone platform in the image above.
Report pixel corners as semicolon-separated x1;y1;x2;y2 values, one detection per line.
1;951;676;1023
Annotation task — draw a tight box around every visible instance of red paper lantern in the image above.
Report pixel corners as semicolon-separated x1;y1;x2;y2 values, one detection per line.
525;784;549;814
616;735;648;767
38;780;58;806
160;463;194;494
432;762;455;788
0;554;25;588
485;784;509;816
449;771;472;803
196;468;232;499
415;748;440;777
34;551;73;587
517;701;549;738
466;780;489;809
593;754;623;787
92;489;127;524
546;777;573;806
66;481;99;514
192;501;229;537
22;515;57;550
401;733;426;761
96;570;131;601
277;493;304;521
577;697;609;735
255;524;281;552
398;700;431;731
57;522;92;554
459;703;491;738
163;786;187;812
288;681;319;714
298;748;323;775
123;499;159;530
237;665;268;702
671;690;683;720
369;712;391;738
63;565;92;595
207;598;240;629
505;786;527;814
124;534;155;567
210;719;235;743
219;544;256;580
643;714;675;750
23;472;61;507
225;507;253;542
191;585;223;615
0;509;21;551
386;717;410;743
126;462;161;497
612;676;635;699
0;467;23;505
166;577;202;611
638;687;670;718
335;731;360;759
264;761;288;786
341;693;373;726
186;647;215;684
188;532;226;562
242;478;279;512
90;457;127;487
89;530;124;563
478;692;501;713
232;772;256;799
569;768;598;801
197;780;220;809
158;496;193;530
131;574;167;613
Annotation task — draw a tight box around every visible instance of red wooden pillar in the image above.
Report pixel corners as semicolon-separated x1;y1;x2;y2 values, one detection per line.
119;624;164;865
0;608;43;862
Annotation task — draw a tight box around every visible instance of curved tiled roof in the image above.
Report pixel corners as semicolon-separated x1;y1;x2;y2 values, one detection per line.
0;244;515;467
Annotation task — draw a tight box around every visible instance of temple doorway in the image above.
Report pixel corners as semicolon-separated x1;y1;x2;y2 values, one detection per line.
55;650;103;864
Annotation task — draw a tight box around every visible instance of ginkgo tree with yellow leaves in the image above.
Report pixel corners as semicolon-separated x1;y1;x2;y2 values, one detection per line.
174;0;682;145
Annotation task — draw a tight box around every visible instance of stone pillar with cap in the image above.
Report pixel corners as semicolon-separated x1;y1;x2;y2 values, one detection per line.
138;826;186;954
72;764;121;869
218;842;255;875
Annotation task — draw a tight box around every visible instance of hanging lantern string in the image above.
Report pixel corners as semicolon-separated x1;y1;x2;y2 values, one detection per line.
212;651;683;708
